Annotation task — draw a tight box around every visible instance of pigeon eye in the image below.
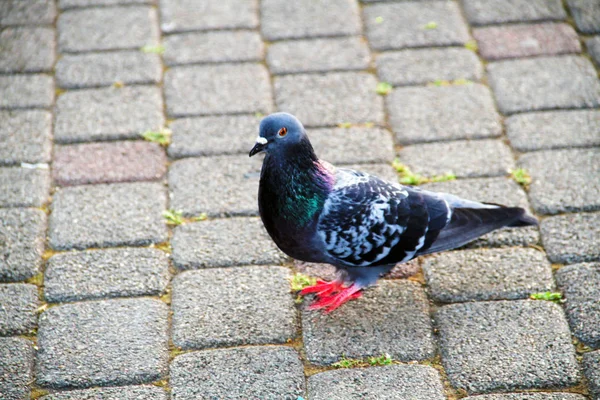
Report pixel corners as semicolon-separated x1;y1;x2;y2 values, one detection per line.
278;127;288;137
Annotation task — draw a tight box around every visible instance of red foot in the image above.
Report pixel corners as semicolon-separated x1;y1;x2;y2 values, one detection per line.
309;284;363;313
300;279;344;298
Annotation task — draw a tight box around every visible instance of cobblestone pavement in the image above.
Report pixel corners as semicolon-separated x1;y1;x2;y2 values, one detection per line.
1;0;599;399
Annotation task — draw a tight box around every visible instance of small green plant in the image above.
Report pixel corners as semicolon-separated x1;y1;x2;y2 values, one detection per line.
193;213;208;221
163;209;184;226
423;21;438;30
431;78;473;87
452;78;473;85
289;273;317;292
141;44;165;54
530;291;564;303
254;112;264;118
465;40;479;52
376;82;393;95
375;16;384;24
338;122;353;128
332;356;364;369
392;159;455;185
509;168;532;187
368;353;393;366
141;128;172;146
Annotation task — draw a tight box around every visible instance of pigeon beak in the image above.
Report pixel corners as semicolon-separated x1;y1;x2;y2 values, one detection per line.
249;136;268;157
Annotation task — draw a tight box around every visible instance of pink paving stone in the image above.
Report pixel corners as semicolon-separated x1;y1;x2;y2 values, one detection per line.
53;141;167;186
473;23;581;60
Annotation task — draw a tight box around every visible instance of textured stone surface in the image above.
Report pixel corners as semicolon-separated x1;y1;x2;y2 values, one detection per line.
541;212;600;264
506;110;600;152
461;0;567;25
303;280;435;365
45;248;170;303
54;86;164;143
437;300;581;394
172;267;295;349
364;1;470;50
0;0;56;25
310;127;394;165
171;347;305;399
584;351;600;400
53;141;167;186
567;0;600;34
0;208;46;282
56;52;161;89
164;64;273;117
0;167;50;207
308;365;446;400
0;110;52;165
49;182;168;251
0;27;55;73
588;36;600;67
57;6;159;52
160;0;258;33
556;263;600;349
0;337;33;400
474;23;580;60
59;0;154;8
267;37;370;75
262;0;361;41
423;248;553;303
488;56;600;114
275;72;384;127
171;218;285;269
163;31;263;66
520;148;600;215
37;298;169;389
399;140;515;178
0;284;38;336
168;155;262;217
388;84;501;144
463;394;587;400
376;48;482;86
40;386;168;400
168;115;261;158
0;74;54;110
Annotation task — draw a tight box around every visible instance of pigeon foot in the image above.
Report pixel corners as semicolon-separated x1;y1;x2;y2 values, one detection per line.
301;280;363;312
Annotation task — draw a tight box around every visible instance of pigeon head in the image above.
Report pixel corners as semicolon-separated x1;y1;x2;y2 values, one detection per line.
249;112;307;157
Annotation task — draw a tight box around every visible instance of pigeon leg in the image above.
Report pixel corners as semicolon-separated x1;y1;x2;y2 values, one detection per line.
308;284;363;313
300;279;344;298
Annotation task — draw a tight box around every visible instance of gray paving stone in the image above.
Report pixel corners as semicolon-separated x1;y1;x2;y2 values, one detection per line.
399;139;515;179
588;36;600;67
171;217;285;269
0;284;38;336
388;84;501;144
160;0;258;33
461;0;567;25
167;115;261;159
463;394;587;400
0;167;50;208
45;248;170;303
0;27;55;73
49;182;168;251
171;346;305;399
541;212;600;264
37;298;169;389
168;155;262;217
436;300;581;394
308;365;446;400
172;266;295;349
275;72;384;127
423;248;553;303
520;148;600;215
164;64;272;117
40;385;168;400
0;208;46;282
0;110;52;165
59;0;154;9
364;1;470;51
0;74;54;110
421;177;539;249
57;6;159;53
163;31;263;66
0;337;33;400
267;37;370;75
310;127;394;165
556;262;600;349
376;48;482;87
584;351;600;400
56;51;161;89
567;0;600;34
0;0;56;25
303;280;435;365
261;0;361;41
54;86;164;143
506;110;600;152
487;56;600;114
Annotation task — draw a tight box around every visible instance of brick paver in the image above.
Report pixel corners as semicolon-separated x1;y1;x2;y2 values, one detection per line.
40;386;168;400
0;0;56;25
0;337;34;400
0;167;50;207
310;127;394;165
0;283;38;336
463;394;586;400
461;0;567;25
0;27;56;73
160;0;258;33
588;36;600;66
0;110;52;165
541;212;600;264
584;351;600;399
567;0;600;34
0;74;54;110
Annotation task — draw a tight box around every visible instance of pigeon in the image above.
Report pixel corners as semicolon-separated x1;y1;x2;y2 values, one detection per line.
249;112;537;312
